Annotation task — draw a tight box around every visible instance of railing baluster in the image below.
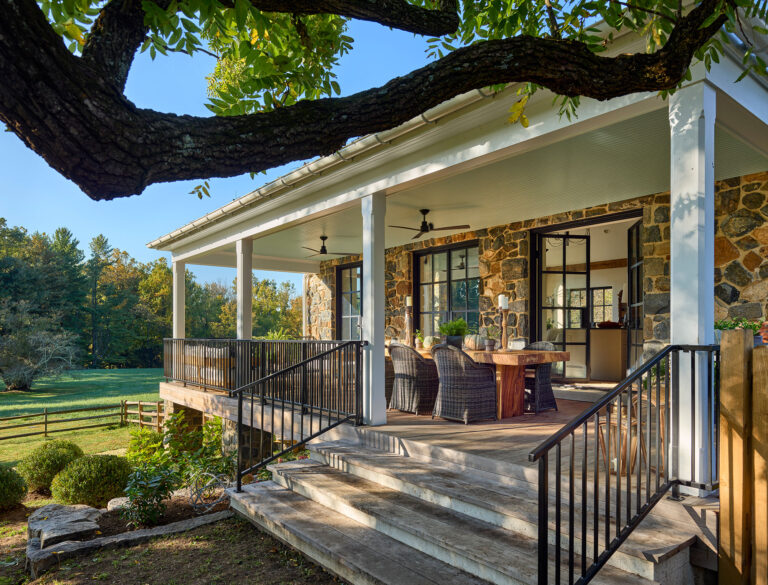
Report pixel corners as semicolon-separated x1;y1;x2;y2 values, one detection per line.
538;455;549;585
568;433;575;585
593;413;599;563
581;423;587;576
556;443;561;585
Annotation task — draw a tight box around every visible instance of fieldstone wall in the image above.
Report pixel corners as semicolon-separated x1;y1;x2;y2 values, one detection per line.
304;172;768;352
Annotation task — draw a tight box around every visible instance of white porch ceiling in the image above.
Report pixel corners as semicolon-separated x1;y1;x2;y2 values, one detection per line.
188;109;768;270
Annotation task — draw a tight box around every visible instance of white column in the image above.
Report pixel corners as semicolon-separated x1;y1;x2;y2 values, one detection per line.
361;192;387;426
668;82;716;487
172;260;185;339
302;274;309;339
236;238;253;339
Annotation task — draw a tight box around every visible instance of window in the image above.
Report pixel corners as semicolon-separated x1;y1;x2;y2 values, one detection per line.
591;287;613;324
337;264;362;340
416;245;479;337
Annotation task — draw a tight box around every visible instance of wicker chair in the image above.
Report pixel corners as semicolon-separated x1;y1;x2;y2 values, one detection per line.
431;344;497;424
524;341;558;414
388;343;439;415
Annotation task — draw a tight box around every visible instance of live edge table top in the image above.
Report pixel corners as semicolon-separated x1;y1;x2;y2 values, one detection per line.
413;348;570;366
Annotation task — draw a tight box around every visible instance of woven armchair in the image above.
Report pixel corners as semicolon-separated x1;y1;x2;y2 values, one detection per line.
431;344;497;424
524;341;558;414
388;343;439;415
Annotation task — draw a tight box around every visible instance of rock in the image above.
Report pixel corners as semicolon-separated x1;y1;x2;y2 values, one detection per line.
736;235;760;250
644;293;670;316
720;209;764;238
28;504;102;549
653;206;670;224
716;188;740;216
653;320;669;341
743;251;763;272
760;264;768;280
714;237;740;267
107;497;129;512
644;257;666;276
643;225;661;243
754;225;768;245
743;191;766;209
715;283;740;304
500;258;527;280
740;279;768;304
724;261;753;287
728;303;763;320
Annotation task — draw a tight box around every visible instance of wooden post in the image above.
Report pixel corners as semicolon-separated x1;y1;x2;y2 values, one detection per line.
719;328;753;585
138;402;143;429
753;346;768;585
43;408;48;438
157;401;163;431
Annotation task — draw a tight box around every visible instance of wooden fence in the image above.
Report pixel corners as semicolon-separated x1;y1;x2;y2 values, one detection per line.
719;329;768;585
0;401;166;441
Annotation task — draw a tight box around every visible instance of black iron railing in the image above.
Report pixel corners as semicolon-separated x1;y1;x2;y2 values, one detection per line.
233;340;366;491
528;344;719;585
163;338;351;394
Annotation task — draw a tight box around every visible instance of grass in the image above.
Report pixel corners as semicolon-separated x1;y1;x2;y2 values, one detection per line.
0;369;162;467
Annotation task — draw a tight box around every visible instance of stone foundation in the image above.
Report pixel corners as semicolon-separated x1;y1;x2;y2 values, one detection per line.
221;418;273;464
305;172;768;353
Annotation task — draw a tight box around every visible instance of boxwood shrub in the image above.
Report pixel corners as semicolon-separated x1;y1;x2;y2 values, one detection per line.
51;455;132;508
0;465;27;510
17;439;84;492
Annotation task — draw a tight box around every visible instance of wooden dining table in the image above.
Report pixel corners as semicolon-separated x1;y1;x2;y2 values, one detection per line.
415;347;569;418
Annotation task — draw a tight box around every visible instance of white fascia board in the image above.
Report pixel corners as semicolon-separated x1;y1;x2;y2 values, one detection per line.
173;250;319;272
168;90;665;263
705;52;768;128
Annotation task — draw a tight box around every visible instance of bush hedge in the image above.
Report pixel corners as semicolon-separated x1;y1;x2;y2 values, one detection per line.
51;455;132;508
17;439;84;492
0;466;27;510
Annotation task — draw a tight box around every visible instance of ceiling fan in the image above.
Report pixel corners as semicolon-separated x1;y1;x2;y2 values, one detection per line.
389;209;470;240
302;236;357;258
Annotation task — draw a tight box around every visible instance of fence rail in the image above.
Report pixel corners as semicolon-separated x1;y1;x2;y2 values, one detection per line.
0;403;125;441
123;401;165;431
528;344;720;585
163;338;352;394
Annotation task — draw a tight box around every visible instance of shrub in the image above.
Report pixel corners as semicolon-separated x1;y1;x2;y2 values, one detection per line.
17;439;84;492
51;455;132;508
122;464;179;527
126;427;164;466
0;465;27;510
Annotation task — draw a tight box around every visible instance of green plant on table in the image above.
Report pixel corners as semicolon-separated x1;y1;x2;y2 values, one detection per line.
17;439;84;492
122;464;180;527
51;454;132;508
715;318;762;335
439;318;469;337
0;465;27;510
414;330;424;343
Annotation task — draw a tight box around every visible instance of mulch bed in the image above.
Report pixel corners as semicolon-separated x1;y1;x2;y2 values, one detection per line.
95;495;229;538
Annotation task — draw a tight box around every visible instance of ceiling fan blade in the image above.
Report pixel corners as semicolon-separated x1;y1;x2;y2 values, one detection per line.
411;231;427;240
327;251;358;256
389;225;421;231
302;246;321;253
432;225;471;231
304;252;323;258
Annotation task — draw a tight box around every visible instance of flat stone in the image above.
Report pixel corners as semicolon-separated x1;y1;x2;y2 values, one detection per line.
28;504;101;540
724;261;753;287
653;206;669;224
644;293;670;316
40;521;100;548
760;264;768;280
643;225;661;243
720;209;764;238
743;251;763;272
754;225;768;245
500;258;527;281
715;283;740;304
728;303;763;320
740;279;768;304
107;497;129;512
743;191;766;209
736;235;760;250
714;237;740;267
715;188;740;216
743;182;763;193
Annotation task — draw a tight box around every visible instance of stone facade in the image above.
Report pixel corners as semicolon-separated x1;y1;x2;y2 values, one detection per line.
305;172;768;353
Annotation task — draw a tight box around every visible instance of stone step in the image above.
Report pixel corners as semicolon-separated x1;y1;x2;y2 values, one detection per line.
309;440;698;581
269;459;656;585
230;481;494;585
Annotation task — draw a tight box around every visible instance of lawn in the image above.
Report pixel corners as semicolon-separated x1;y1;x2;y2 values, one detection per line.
0;369;162;467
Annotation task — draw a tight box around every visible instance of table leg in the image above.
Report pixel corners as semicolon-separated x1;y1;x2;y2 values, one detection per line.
498;365;526;419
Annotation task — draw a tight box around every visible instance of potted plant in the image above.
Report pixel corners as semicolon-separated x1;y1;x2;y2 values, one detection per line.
715;318;764;346
414;330;424;349
439;318;469;349
484;325;500;351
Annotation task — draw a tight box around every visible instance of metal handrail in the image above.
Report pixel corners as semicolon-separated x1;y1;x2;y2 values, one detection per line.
528;343;719;585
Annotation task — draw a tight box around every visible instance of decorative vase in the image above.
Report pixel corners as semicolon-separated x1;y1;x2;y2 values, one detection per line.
415;339;423;349
446;335;463;349
484;340;495;351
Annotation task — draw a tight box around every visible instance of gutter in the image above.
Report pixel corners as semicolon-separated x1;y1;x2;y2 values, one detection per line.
146;87;497;250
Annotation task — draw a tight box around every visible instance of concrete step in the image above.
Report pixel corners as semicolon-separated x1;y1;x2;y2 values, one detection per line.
269;459;656;585
230;481;493;585
309;440;698;581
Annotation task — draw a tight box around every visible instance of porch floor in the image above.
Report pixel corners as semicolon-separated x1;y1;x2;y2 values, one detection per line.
378;399;591;470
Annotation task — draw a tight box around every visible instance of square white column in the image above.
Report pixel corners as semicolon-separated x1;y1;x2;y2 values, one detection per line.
172;260;185;339
361;192;387;425
236;239;253;340
668;82;716;487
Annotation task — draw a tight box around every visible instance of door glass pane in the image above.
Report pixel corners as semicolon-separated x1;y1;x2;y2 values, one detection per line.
451;250;467;277
420;314;433;337
565;345;587;378
542;273;564;307
349;292;360;317
434;283;448;311
542;309;565;343
466;311;480;332
565;237;588;266
451;281;467;309
342;293;351;316
467;279;479;308
467;248;479;278
420;284;432;313
433;252;448;282
342;318;350;340
420;255;433;283
542;237;564;271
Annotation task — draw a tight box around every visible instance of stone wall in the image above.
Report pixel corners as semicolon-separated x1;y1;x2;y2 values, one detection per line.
305;172;768;351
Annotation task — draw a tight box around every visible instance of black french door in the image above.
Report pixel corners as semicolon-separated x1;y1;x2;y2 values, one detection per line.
535;233;591;380
627;220;644;370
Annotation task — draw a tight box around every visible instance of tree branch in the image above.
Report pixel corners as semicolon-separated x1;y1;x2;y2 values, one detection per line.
0;0;727;200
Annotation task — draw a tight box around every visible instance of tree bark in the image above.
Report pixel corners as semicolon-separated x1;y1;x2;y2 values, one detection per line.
0;0;725;200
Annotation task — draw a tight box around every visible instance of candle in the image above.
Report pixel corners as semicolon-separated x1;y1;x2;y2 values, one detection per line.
498;294;508;310
405;295;413;307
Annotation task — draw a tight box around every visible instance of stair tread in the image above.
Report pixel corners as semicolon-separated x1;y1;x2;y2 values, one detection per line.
311;440;699;560
271;459;655;585
231;481;494;585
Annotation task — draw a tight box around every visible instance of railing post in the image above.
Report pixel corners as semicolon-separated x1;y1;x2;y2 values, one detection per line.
538;455;549;585
670;349;681;499
43;408;48;438
236;389;243;493
301;343;308;414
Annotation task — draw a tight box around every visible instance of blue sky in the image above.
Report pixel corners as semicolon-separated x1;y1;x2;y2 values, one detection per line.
0;20;430;291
